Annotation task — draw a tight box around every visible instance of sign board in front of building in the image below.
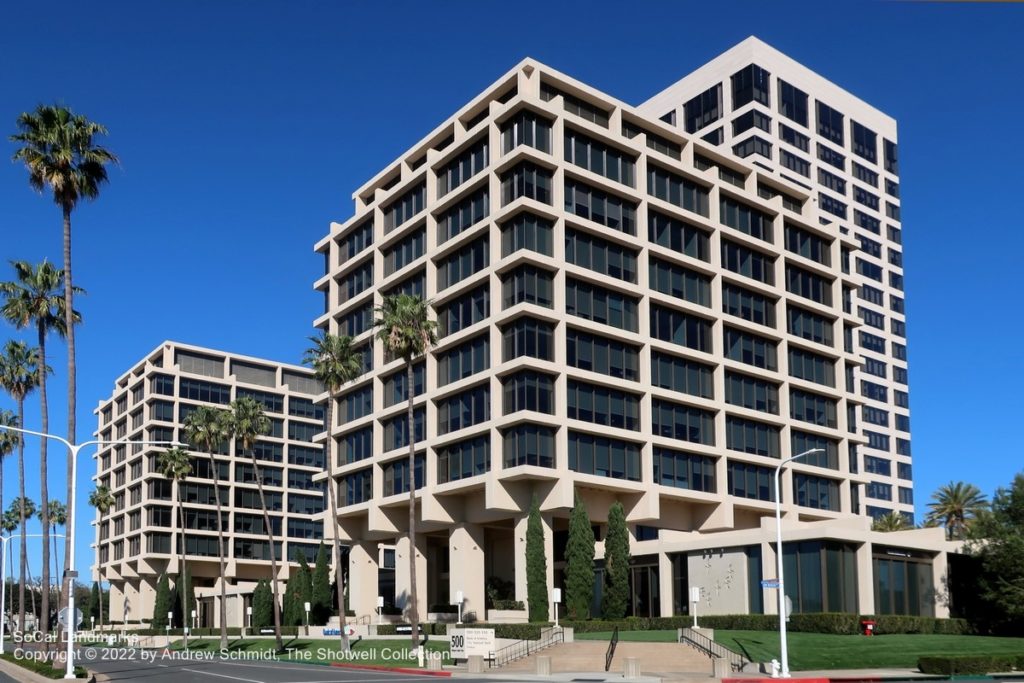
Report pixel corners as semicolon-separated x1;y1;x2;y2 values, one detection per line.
449;628;495;659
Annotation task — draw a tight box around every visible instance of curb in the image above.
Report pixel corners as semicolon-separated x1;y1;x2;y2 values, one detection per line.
329;661;452;677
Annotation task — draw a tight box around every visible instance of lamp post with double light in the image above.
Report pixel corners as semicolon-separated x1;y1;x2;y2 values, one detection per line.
773;447;824;678
0;423;179;679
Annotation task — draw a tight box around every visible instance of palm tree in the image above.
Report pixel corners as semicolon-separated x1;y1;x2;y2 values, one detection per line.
872;511;910;532
9;498;38;627
1;507;18;626
303;332;362;651
925;481;988;540
157;447;192;648
0;410;18;544
182;406;232;651
0;339;44;633
87;486;114;630
11;107;118;613
374;294;436;649
37;501;67;615
0;260;79;644
226;397;282;651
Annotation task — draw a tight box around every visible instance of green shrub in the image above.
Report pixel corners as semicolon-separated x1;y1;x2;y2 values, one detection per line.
492;599;525;610
918;655;1022;675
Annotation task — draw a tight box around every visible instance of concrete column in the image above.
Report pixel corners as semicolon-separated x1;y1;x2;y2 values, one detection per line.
931;551;950;618
658;552;674;616
449;523;485;622
761;540;777;615
107;582;125;623
856;542;874;614
348;541;379;619
513;512;554;608
396;534;428;620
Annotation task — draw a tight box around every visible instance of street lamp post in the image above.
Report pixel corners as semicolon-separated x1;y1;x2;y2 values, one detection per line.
0;424;179;679
0;533;66;654
773;447;824;679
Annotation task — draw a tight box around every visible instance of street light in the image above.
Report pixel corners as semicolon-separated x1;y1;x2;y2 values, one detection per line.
773;447;824;678
0;423;180;679
0;533;66;654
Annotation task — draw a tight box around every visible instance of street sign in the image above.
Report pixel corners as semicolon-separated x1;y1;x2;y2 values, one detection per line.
760;579;780;589
57;607;83;631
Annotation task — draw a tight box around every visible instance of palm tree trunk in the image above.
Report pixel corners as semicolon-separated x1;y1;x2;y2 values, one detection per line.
52;532;60;624
62;205;76;621
97;512;104;631
7;533;14;628
324;399;349;651
208;452;229;651
177;481;188;650
405;361;418;652
17;399;26;634
36;326;50;652
248;453;282;652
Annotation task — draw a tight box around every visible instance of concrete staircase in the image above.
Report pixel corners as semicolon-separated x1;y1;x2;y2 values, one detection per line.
496;640;715;677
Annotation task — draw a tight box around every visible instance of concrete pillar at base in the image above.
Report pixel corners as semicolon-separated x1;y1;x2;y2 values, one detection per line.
536;655;551;675
658;552;674;617
468;655;484;673
395;534;428;622
449;524;485;622
426;655;443;671
514;512;555;613
856;542;875;615
713;657;731;677
348;541;379;619
624;657;641;679
931;550;950;618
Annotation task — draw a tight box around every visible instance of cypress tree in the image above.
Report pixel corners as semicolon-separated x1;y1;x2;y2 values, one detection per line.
281;572;297;626
89;582;101;621
152;574;172;628
601;501;630;619
525;494;549;622
252;581;273;630
173;567;196;629
297;552;313;624
564;491;595;620
311;543;331;624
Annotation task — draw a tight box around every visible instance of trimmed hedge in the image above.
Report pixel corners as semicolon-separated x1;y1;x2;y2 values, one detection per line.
561;613;971;636
0;654;88;679
918;655;1024;675
376;622;545;640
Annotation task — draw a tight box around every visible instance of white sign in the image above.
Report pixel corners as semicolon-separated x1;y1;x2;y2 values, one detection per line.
449;627;495;659
57;607;83;631
690;586;701;603
553;588;562;604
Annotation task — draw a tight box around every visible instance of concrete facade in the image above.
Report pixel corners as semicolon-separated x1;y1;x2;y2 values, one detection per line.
314;37;953;623
91;342;326;627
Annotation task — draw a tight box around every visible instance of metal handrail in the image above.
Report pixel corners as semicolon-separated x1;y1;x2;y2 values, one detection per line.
489;626;564;668
679;626;750;672
605;626;619;672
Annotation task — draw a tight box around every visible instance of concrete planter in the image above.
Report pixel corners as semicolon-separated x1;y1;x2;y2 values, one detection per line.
486;609;528;623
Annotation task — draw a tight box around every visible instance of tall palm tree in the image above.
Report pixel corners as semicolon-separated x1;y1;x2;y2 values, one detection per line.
182;406;232;650
0;410;18;546
12;107;117;614
872;511;910;532
303;332;362;651
2;507;18;626
925;481;988;540
374;294;436;649
227;397;282;651
87;486;114;630
0;340;44;633
37;501;67;616
0;260;79;645
157;447;192;648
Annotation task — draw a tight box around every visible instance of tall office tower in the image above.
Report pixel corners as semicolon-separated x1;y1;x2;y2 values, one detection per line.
639;37;912;524
314;39;949;622
92;342;326;628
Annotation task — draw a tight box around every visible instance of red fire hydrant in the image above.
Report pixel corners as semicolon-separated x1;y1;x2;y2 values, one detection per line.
861;619;876;636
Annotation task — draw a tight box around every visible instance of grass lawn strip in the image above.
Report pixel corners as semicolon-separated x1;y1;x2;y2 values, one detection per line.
166;637;451;667
579;629;1024;671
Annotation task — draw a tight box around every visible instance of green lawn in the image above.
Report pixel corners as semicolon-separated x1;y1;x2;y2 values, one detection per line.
576;630;1024;670
166;637;452;667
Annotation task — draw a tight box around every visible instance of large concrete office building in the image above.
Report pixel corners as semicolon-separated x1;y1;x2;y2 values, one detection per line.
92;342;327;627
314;36;956;623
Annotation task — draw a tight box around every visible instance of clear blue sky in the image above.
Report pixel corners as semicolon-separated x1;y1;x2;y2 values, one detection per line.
0;1;1021;584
